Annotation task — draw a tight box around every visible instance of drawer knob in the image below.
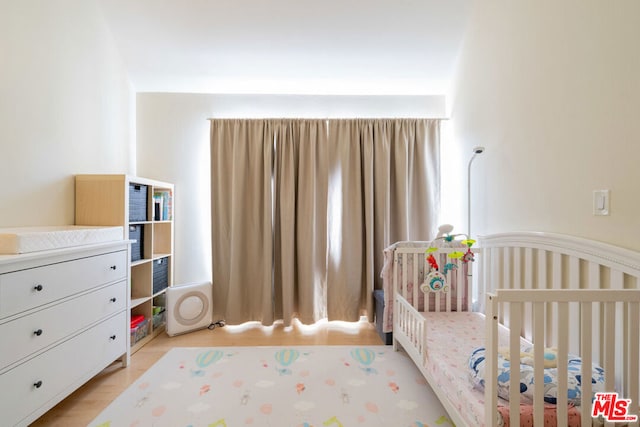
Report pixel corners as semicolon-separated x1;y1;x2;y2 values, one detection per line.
110;265;117;270
109;335;117;340
33;381;43;389
33;284;44;292
34;329;43;336
110;297;117;303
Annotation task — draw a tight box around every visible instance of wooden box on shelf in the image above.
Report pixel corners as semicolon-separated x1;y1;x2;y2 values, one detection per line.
75;174;174;353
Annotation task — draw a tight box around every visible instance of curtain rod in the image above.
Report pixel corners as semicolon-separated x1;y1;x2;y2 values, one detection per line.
206;117;450;121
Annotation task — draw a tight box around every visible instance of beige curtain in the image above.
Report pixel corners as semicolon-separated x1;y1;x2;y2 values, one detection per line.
273;120;329;325
326;119;440;322
210;119;275;324
210;118;439;326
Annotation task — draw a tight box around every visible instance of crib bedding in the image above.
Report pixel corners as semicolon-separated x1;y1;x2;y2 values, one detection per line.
423;311;495;426
423;311;582;427
381;241;468;333
469;346;606;405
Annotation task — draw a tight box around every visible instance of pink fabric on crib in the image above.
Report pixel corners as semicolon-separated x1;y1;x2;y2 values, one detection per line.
423;311;490;426
380;245;399;332
496;403;581;427
380;242;469;333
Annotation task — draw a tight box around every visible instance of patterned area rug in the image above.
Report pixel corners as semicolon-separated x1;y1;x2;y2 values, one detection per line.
90;346;453;427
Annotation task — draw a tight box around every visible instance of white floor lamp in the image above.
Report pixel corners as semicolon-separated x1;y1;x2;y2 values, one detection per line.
467;146;485;238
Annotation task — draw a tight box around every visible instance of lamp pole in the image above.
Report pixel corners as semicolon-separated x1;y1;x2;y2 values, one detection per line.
467;146;485;238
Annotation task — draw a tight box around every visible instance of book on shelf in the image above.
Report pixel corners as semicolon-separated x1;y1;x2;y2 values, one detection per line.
153;194;163;221
153;190;173;221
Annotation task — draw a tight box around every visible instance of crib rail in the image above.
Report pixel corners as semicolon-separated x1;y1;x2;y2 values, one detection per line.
478;232;640;351
393;293;427;366
485;289;640;427
393;292;471;426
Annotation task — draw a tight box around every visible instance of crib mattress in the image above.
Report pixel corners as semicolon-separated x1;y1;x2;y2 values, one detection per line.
422;311;582;427
0;225;124;254
423;311;492;426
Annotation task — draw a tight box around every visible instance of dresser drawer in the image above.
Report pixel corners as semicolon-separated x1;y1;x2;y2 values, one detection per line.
0;312;126;427
0;250;127;319
0;280;127;370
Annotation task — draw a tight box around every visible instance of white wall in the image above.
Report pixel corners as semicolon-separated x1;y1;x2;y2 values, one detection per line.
0;0;134;227
450;0;640;250
136;93;446;284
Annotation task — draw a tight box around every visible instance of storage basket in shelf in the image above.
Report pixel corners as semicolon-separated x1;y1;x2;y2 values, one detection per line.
153;257;169;294
130;318;149;345
153;309;166;329
129;225;144;262
129;183;148;222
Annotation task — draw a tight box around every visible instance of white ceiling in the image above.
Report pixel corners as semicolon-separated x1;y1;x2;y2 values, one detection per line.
98;0;472;95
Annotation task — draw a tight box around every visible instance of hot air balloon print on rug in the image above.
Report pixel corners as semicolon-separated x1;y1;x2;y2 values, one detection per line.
274;348;300;375
350;347;378;375
195;349;224;368
191;349;225;376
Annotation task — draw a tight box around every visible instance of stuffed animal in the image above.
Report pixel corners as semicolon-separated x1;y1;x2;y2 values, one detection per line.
436;224;454;238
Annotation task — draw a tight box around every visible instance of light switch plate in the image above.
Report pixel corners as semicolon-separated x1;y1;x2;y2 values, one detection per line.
593;190;610;216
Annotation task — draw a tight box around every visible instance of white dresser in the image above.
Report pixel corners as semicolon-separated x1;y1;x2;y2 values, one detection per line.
0;241;130;427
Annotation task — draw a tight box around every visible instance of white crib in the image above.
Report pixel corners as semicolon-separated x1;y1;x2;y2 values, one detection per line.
390;232;640;427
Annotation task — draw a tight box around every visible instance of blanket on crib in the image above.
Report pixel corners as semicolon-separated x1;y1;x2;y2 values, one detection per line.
469;346;606;405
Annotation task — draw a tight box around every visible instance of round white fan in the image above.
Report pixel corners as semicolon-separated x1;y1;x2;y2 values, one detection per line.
166;281;213;336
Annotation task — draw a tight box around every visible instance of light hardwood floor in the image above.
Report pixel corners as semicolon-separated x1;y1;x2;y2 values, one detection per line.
30;320;384;427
